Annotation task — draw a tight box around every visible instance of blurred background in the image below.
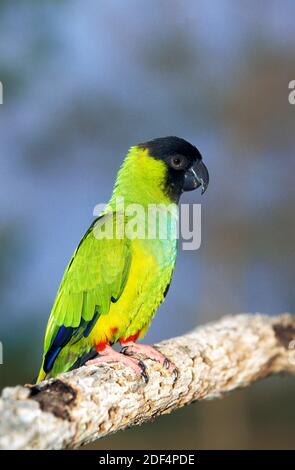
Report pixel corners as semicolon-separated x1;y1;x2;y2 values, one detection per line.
0;0;295;449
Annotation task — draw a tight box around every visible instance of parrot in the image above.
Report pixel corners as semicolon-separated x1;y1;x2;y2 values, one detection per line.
37;136;209;383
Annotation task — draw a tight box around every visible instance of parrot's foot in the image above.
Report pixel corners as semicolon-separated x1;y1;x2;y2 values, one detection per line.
86;345;148;383
121;343;178;380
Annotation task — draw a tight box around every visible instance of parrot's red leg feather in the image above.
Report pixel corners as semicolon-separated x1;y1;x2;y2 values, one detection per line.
119;331;141;345
95;341;109;352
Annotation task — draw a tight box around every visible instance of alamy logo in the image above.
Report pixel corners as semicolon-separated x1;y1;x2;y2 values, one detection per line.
0;341;3;365
288;339;295;365
0;81;3;104
93;197;202;251
288;80;295;105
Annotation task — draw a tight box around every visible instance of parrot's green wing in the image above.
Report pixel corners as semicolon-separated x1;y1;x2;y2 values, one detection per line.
39;212;131;379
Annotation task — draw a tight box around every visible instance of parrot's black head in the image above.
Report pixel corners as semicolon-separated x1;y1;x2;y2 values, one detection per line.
138;136;209;202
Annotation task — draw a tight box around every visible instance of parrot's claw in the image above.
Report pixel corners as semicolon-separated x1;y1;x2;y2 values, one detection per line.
172;368;178;383
138;360;149;383
121;343;178;379
120;345;132;355
86;345;148;383
163;358;170;369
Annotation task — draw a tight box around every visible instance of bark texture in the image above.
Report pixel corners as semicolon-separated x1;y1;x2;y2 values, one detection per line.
0;313;295;450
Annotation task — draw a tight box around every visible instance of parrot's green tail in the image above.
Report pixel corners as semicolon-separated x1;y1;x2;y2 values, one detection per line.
36;366;46;383
36;342;97;383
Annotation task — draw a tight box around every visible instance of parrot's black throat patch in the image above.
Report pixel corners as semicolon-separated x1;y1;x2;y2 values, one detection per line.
139;136;204;202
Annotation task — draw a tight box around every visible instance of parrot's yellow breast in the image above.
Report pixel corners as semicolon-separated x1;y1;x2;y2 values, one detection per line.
89;237;175;347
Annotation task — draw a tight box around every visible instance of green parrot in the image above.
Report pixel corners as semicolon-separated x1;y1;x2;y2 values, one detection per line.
37;136;209;383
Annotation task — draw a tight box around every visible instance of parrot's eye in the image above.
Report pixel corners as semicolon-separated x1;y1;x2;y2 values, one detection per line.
169;155;188;170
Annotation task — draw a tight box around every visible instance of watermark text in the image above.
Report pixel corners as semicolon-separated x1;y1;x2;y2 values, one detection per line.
288;80;295;105
93;197;202;251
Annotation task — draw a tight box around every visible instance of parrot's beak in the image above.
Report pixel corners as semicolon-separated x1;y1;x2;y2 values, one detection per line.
183;160;209;194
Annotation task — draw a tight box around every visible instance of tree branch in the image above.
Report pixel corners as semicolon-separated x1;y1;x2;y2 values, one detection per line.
1;313;295;450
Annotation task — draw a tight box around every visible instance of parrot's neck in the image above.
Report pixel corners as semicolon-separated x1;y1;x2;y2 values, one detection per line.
108;146;173;209
105;147;178;243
